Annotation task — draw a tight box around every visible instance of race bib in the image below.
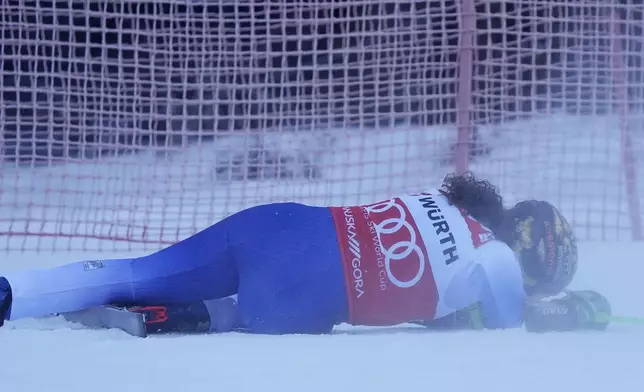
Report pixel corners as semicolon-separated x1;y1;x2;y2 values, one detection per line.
331;198;438;325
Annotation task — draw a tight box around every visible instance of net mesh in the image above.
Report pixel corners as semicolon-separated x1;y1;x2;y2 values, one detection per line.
0;0;642;252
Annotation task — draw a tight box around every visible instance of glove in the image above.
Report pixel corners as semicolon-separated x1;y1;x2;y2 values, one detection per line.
524;290;611;332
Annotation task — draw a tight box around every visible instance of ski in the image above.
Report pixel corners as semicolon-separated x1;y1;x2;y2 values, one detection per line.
61;305;148;338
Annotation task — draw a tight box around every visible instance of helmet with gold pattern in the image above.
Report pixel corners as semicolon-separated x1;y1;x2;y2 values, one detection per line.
506;200;577;296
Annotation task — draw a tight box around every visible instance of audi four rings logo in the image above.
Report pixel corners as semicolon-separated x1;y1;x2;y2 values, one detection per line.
366;199;426;289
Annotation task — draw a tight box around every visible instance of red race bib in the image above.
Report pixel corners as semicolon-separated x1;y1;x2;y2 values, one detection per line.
331;198;438;326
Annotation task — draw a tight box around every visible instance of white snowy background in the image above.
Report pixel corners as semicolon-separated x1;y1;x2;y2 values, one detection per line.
0;114;643;392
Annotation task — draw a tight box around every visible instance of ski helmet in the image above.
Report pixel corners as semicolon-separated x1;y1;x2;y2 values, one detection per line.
507;200;577;296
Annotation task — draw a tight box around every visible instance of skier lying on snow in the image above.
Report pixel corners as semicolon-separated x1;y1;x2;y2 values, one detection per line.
0;172;611;335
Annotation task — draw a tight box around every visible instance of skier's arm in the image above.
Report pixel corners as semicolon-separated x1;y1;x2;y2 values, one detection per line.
419;242;525;330
475;241;611;331
421;290;612;332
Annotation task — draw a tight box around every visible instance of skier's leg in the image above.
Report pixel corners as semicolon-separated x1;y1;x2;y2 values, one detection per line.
232;204;349;334
3;213;242;321
128;297;241;335
131;203;349;335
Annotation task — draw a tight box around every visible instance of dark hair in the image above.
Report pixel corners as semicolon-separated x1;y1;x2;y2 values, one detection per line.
439;171;507;235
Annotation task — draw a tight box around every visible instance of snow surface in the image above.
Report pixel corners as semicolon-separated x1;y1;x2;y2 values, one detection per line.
1;242;643;392
0;114;643;392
